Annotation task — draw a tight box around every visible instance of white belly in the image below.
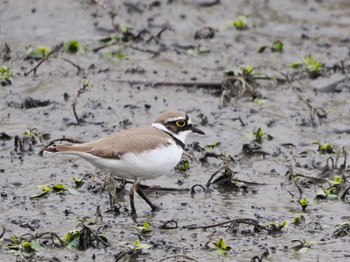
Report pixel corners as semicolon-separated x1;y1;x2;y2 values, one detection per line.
75;143;183;181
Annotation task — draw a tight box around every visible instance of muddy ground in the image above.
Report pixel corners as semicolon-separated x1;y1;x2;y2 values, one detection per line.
1;0;350;261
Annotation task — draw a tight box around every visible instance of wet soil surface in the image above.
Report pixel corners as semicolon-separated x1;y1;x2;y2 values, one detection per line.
1;0;350;261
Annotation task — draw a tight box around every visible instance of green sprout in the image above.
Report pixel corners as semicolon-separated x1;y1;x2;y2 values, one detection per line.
312;141;336;154
256;45;267;53
298;198;309;211
27;45;52;59
290;55;323;78
292;215;306;226
254;127;273;144
176;160;190;171
135;220;152;234
103;50;129;60
30;183;80;199
240;65;255;75
303;55;322;73
212;238;231;256
257;40;284;53
128;239;153;252
72;176;84;188
60;225;108;250
99;34;120;45
325;186;339;200
64;40;85;54
266;220;288;233
0;65;12;85
5;240;44;258
232;15;253;30
271;40;283;53
205;141;221;149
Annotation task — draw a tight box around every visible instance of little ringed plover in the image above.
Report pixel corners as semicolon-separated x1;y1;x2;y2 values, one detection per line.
42;111;205;216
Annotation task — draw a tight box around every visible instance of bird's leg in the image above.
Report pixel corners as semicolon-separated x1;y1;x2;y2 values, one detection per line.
135;181;161;212
129;181;137;217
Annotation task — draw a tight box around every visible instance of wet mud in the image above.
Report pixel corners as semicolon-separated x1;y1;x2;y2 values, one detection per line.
1;0;350;261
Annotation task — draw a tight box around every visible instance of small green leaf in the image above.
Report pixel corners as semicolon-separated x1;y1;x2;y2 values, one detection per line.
176;160;190;172
233;16;250;30
241;65;254;75
72;175;84;188
0;66;12;80
255;127;264;143
99;34;120;45
292;215;306;225
312;141;336;154
299;198;309;211
271;40;283;52
206;141;221;149
131;239;152;250
52;183;66;192
136;221;151;233
64;40;80;54
213;238;231;256
40;184;53;193
21;241;35;253
103;50;129;60
257;45;267;53
289;61;303;68
332;176;343;185
303;55;322;73
27;45;52;58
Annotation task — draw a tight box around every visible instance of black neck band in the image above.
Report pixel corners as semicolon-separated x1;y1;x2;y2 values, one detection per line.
163;131;185;149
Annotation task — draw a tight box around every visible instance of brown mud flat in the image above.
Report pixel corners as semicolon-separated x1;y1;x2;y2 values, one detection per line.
1;0;350;261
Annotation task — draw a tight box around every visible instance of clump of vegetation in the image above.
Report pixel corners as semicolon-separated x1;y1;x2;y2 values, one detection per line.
176;159;190;171
290;55;323;79
298;198;309;211
212;238;231;256
4;224;108;260
312;141;336;154
0;65;13;85
232;15;254;30
26;45;52;59
103;50;129;60
64;40;86;54
30;176;83;199
257;40;284;53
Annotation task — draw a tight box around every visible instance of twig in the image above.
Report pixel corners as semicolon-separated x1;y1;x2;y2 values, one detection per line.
72;81;90;125
24;43;63;76
158;254;199;262
61;58;83;74
112;79;222;89
182;218;259;230
160;220;178;229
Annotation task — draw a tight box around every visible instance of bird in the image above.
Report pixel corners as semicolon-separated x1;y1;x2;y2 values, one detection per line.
42;111;205;216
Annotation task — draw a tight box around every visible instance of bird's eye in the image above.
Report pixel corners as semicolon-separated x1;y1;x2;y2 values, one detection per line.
175;120;186;127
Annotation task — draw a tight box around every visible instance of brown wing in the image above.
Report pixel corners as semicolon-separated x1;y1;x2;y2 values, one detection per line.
44;127;172;159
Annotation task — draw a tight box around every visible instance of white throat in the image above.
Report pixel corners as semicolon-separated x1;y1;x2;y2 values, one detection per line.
152;122;192;145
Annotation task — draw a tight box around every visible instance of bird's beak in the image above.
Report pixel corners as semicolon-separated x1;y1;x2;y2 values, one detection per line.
191;125;205;135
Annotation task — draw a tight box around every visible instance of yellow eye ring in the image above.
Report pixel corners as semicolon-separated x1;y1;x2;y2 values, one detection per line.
176;120;186;127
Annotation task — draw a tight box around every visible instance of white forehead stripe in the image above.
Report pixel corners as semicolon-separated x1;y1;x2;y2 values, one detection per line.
163;117;192;124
